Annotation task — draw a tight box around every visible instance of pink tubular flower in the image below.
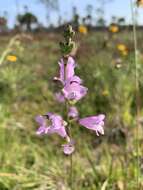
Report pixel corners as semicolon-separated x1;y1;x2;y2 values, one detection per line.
62;140;75;155
54;57;87;102
79;114;105;136
62;76;88;102
68;106;79;119
54;56;76;85
35;113;68;138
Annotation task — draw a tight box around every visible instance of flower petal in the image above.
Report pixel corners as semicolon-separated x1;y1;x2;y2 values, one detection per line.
36;126;47;135
63;82;88;101
55;92;65;103
35;115;45;126
65;56;76;80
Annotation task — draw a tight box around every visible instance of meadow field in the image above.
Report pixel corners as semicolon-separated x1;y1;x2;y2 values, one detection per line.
0;30;143;190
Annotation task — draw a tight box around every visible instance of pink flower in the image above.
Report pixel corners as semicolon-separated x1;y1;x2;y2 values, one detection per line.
54;56;76;85
68;106;79;119
35;113;68;138
54;56;87;102
62;140;75;155
79;114;105;136
62;76;88;102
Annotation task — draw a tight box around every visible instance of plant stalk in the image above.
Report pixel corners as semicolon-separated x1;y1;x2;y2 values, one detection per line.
66;101;73;190
130;0;140;188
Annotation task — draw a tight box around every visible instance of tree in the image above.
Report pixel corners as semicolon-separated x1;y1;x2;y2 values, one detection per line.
40;0;59;26
0;10;8;32
96;0;114;26
40;0;58;10
0;17;7;32
72;6;79;30
17;12;38;31
96;8;105;27
111;16;118;24
117;17;126;26
96;17;106;27
85;4;93;26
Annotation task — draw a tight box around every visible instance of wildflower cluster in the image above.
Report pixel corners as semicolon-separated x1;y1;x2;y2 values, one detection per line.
35;25;105;155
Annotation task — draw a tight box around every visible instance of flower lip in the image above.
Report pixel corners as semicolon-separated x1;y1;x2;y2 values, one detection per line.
62;80;88;101
66;75;83;85
70;81;78;84
36;126;47;135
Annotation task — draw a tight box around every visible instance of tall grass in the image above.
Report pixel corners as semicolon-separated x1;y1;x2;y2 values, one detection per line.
130;0;142;188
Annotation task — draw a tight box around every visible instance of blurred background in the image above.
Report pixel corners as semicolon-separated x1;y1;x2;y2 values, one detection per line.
0;0;143;190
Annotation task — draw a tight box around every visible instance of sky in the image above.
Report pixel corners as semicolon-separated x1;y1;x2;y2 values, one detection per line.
0;0;143;28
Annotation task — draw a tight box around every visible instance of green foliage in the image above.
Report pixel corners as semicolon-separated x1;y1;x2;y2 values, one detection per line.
59;25;75;57
40;0;59;11
17;13;38;31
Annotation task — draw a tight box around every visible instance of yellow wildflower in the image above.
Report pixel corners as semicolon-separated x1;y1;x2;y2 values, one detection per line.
109;25;119;33
123;111;132;124
117;44;127;52
78;25;88;35
7;55;17;62
117;44;128;56
102;90;109;96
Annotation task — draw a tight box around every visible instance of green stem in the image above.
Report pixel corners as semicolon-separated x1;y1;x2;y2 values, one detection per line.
65;101;73;190
70;153;73;190
84;143;98;183
130;0;140;188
